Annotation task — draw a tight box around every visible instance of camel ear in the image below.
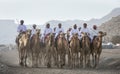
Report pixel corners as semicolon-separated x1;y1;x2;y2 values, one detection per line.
81;32;84;34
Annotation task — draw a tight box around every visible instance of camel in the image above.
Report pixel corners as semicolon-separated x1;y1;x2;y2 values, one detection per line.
91;31;106;68
80;32;91;68
18;29;31;67
69;33;80;68
56;32;69;68
31;29;41;67
45;33;56;68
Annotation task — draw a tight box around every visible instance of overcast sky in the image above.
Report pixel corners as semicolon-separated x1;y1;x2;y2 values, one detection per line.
0;0;120;25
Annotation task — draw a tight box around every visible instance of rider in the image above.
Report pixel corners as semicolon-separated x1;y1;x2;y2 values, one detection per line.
31;24;37;38
43;23;53;42
17;20;27;34
80;23;91;48
55;23;64;47
16;20;27;45
80;23;90;37
55;23;64;38
69;24;80;42
90;25;99;42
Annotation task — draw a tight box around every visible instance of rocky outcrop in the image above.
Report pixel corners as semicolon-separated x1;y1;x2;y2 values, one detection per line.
99;15;120;44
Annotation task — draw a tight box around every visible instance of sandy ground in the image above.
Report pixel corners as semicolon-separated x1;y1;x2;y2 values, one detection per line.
0;45;120;74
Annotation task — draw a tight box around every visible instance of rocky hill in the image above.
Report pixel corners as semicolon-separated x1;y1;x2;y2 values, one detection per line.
0;8;120;44
99;15;120;44
47;8;120;27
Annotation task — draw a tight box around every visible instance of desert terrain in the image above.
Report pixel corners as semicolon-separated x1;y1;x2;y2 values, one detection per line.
0;45;120;74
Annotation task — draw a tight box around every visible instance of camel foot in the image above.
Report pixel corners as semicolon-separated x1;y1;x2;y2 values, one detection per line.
24;64;28;67
47;63;51;68
19;62;24;66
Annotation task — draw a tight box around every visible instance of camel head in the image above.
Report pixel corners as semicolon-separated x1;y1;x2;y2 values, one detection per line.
72;33;78;39
59;32;66;38
81;32;87;37
98;31;107;37
36;29;41;35
81;32;90;42
46;33;54;45
26;29;31;37
46;33;54;40
49;33;54;38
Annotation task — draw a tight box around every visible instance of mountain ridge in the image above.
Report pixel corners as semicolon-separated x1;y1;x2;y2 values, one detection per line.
0;7;120;44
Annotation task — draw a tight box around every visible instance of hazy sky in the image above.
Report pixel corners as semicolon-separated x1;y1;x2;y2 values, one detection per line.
0;0;120;25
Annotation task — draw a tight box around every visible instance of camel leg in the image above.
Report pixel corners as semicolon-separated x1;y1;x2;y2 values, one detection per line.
20;48;24;66
94;54;97;68
75;53;78;68
77;53;79;68
73;53;75;68
32;52;35;67
34;52;38;68
49;50;52;68
63;53;66;67
60;53;62;68
82;52;85;68
67;49;71;68
59;52;62;68
37;52;40;67
80;53;83;67
35;53;38;67
97;53;101;67
83;54;86;68
61;53;65;68
68;52;71;67
56;52;59;68
78;52;81;68
38;52;41;65
72;54;74;68
70;53;73;68
86;51;91;68
74;54;76;68
32;52;34;67
37;53;40;67
91;53;94;67
53;49;57;66
85;55;87;68
46;47;50;68
71;53;73;68
58;54;60;68
24;49;28;67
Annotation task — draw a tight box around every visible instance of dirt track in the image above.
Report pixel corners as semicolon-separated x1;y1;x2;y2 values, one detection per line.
0;46;120;74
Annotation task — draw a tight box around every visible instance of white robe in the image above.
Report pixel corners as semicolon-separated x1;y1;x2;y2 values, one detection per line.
43;28;53;37
69;28;80;41
17;24;27;33
55;27;64;38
